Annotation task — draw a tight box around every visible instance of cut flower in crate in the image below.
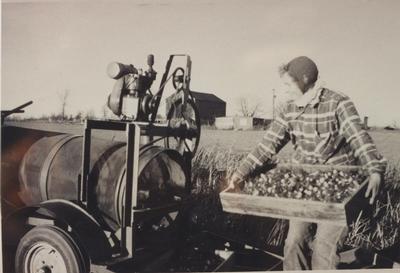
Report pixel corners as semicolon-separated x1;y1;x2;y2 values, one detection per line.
220;164;371;226
242;165;367;203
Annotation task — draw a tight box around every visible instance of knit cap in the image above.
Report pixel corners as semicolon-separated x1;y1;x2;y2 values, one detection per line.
285;56;319;85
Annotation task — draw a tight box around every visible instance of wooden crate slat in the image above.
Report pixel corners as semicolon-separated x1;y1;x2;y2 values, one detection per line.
220;163;369;226
220;192;347;225
275;163;363;172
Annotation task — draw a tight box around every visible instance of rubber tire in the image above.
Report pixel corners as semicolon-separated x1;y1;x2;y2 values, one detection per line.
15;225;89;273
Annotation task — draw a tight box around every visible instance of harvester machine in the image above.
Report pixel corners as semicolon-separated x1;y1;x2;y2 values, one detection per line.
1;55;201;273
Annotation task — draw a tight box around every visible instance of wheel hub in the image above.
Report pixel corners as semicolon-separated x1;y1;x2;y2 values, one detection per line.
25;242;68;273
37;267;51;273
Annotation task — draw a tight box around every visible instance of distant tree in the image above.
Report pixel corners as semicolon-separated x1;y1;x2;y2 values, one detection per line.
85;109;96;120
49;113;56;122
391;120;399;129
58;89;70;120
274;101;287;120
5;115;21;121
236;97;263;117
101;104;112;120
75;111;83;122
39;114;49;121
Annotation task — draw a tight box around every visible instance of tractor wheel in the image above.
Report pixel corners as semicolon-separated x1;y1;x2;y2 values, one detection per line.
15;225;89;273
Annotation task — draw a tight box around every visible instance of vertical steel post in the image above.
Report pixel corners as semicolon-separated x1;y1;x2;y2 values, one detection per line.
150;55;174;122
181;56;192;112
121;122;140;257
81;119;92;208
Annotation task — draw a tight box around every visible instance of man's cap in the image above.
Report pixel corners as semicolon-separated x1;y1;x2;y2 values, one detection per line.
285;56;319;85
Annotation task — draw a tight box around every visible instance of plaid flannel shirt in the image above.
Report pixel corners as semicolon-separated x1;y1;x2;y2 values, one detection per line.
236;88;387;179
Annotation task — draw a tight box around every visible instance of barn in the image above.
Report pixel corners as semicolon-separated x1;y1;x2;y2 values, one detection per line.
166;91;226;124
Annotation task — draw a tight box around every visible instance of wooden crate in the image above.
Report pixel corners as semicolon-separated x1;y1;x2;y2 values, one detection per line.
220;164;371;226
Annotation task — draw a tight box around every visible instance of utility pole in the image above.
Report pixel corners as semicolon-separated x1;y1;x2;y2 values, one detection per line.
272;89;276;120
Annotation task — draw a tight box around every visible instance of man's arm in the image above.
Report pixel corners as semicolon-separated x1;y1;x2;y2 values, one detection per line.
336;98;387;203
235;115;291;181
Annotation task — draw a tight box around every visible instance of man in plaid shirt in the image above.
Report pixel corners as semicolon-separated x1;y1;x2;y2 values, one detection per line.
228;56;387;270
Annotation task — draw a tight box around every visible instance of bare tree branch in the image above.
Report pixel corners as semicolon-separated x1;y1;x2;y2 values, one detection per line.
237;97;264;117
250;103;262;117
102;104;110;119
274;101;287;119
58;89;70;120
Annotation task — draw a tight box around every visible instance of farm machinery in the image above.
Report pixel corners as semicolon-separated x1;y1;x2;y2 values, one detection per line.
1;54;202;273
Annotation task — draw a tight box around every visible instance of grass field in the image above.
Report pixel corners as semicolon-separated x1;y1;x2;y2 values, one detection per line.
5;121;400;163
197;128;400;164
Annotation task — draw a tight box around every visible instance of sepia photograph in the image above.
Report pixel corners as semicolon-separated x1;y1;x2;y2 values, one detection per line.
1;0;400;272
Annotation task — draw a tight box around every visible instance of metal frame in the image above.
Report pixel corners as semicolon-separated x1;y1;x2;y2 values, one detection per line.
1;100;33;124
76;54;196;260
79;119;140;257
150;54;192;122
79;119;193;259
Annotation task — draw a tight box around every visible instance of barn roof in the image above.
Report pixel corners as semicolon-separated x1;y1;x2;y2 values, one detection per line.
190;91;225;103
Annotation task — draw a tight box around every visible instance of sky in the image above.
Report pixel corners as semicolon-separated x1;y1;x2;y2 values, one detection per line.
2;0;400;126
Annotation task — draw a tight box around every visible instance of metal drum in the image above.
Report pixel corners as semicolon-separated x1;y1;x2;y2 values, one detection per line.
18;134;188;231
1;126;61;214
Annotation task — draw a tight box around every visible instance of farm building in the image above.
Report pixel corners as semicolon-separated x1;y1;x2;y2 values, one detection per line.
215;116;272;130
166;91;226;124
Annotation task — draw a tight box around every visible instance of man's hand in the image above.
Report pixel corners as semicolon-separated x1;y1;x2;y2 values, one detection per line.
225;172;244;192
365;172;382;205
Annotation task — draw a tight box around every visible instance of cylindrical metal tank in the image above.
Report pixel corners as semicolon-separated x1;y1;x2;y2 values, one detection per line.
18;134;188;231
1;126;62;214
